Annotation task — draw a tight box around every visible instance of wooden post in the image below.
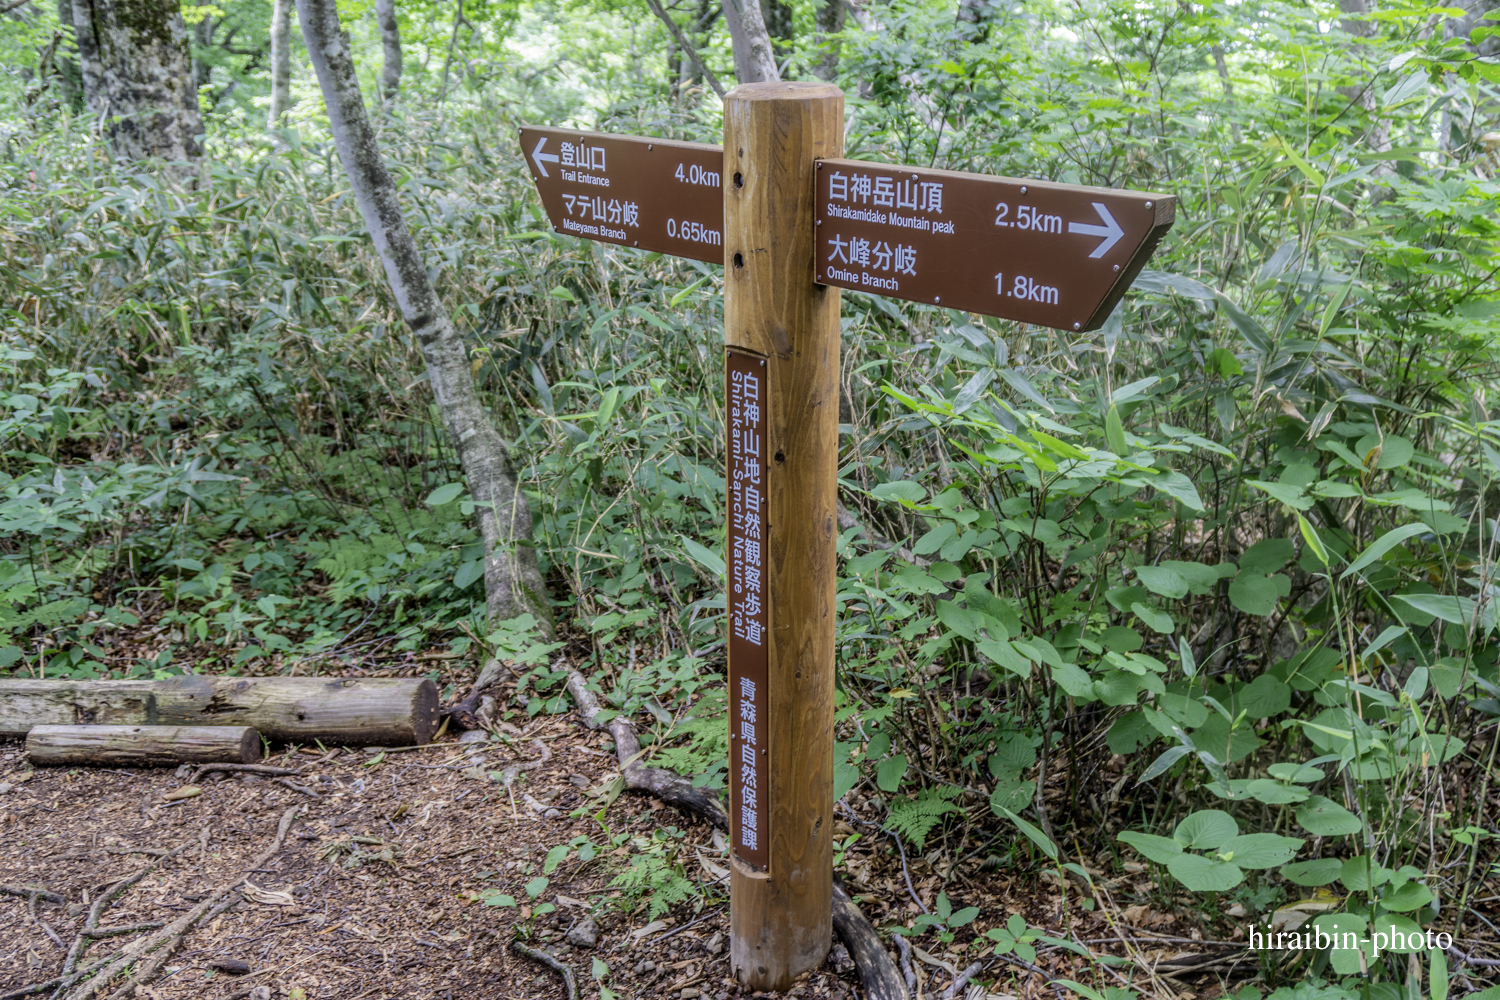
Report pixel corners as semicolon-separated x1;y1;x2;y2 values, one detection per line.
723;80;843;992
27;724;263;767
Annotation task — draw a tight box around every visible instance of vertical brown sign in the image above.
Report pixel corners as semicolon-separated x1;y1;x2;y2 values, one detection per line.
726;347;768;871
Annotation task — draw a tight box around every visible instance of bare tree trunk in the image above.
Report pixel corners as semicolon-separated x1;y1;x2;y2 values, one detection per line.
70;0;204;167
1338;0;1394;190
54;0;84;111
1211;44;1242;144
645;0;725;97
812;0;845;81
723;0;779;83
192;15;213;91
375;0;401;101
268;0;293;125
294;0;553;636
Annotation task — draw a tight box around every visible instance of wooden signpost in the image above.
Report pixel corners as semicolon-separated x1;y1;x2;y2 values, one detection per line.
521;84;1175;992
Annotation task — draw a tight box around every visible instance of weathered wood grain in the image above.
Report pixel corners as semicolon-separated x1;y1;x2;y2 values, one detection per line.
26;724;262;767
0;676;439;744
724;80;843;992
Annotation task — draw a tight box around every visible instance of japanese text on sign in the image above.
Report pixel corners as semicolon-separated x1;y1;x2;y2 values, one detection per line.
726;350;768;869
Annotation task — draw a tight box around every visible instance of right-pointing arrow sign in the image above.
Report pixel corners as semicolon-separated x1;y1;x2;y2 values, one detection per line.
531;137;560;177
1069;202;1125;258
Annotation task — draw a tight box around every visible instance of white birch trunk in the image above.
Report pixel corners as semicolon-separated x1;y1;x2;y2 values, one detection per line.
268;0;293;126
375;0;401;101
70;0;203;168
295;0;553;635
723;0;779;83
812;0;845;81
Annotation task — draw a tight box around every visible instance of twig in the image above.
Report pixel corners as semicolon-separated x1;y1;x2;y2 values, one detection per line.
188;764;303;784
641;0;725;98
84;922;164;939
1449;945;1500;969
62;809;299;1000
0;954;116;1000
894;934;916;994
275;778;321;798
838;803;928;914
566;669;727;829
63;842;192;977
641;906;724;944
512;941;579;1000
1;885;66;904
941;960;984;999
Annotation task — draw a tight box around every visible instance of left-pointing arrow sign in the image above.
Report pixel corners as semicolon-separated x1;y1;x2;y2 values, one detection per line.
531;137;559;177
1068;202;1125;259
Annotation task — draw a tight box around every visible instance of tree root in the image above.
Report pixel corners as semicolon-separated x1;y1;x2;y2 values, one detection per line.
512;940;579;1000
564;667;910;1000
187;763;302;784
564;669;727;829
0;954;117;1000
60;808;298;1000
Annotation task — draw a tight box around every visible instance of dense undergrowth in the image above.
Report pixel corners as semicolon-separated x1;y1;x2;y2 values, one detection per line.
4;0;1500;996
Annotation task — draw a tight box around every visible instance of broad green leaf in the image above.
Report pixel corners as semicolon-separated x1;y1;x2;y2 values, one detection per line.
1247;479;1313;511
1131;602;1175;634
1379;880;1433;912
872;480;927;504
1296;796;1362;836
1166;852;1244;891
1240;538;1296;574
426;482;464;506
1228;572;1288;616
1174;809;1239;849
1117;831;1183;864
1135;565;1188;600
834;760;860;803
543;844;569;873
1340;855;1392;891
1296;515;1329;567
1371;912;1425;952
876;754;908;793
1394;593;1478;626
1241;779;1308;804
1216;833;1303;869
1280;858;1344;886
1153;471;1205;511
1137;744;1191;782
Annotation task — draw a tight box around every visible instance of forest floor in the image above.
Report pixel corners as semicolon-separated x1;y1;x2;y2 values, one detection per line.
5;660;1496;1000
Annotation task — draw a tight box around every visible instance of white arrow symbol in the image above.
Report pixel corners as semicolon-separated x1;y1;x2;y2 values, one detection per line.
531;137;559;177
1068;202;1125;259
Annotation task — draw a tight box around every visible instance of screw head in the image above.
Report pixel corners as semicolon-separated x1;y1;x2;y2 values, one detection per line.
1020;186;1028;194
648;144;653;150
1073;323;1082;330
935;296;941;304
1113;264;1121;272
1145;201;1154;209
817;162;823;169
816;220;822;226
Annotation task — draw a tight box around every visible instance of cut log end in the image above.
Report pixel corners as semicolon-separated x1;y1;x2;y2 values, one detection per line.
26;724;263;767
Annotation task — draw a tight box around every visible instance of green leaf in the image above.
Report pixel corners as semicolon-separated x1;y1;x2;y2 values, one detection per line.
669;275;709;306
1342;523;1428;580
426;482;464;506
1137;745;1191;782
1339;856;1392;891
543;844;569;874
681;535;725;578
1105;404;1128;455
1131;602;1175;634
876;754;908;793
1053;979;1107;1000
1296;796;1363;836
1296;515;1329;567
995;806;1058;860
1173;809;1239;849
1134;565;1188;600
1432;945;1450;1000
950;906;980;927
453;557;485;591
1280;858;1344;886
1117;831;1184;865
1380;880;1434;912
834;760;860;803
1228;572;1286;616
1153;471;1205;511
525;876;549;898
872;480;927;504
1216;833;1303;869
1247;479;1313;511
1166;853;1244;891
1394;593;1478;626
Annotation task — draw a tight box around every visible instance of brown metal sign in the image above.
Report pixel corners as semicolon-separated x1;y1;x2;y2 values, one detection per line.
726;348;769;871
814;159;1174;331
518;126;725;263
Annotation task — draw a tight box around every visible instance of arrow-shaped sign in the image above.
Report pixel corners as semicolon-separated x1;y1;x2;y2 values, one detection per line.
1068;202;1125;259
531;137;560;177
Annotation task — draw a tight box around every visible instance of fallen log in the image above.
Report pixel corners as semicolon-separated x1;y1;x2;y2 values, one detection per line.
0;677;439;745
26;725;262;767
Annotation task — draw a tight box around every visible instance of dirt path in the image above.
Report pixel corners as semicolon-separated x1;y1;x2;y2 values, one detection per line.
0;717;862;1000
